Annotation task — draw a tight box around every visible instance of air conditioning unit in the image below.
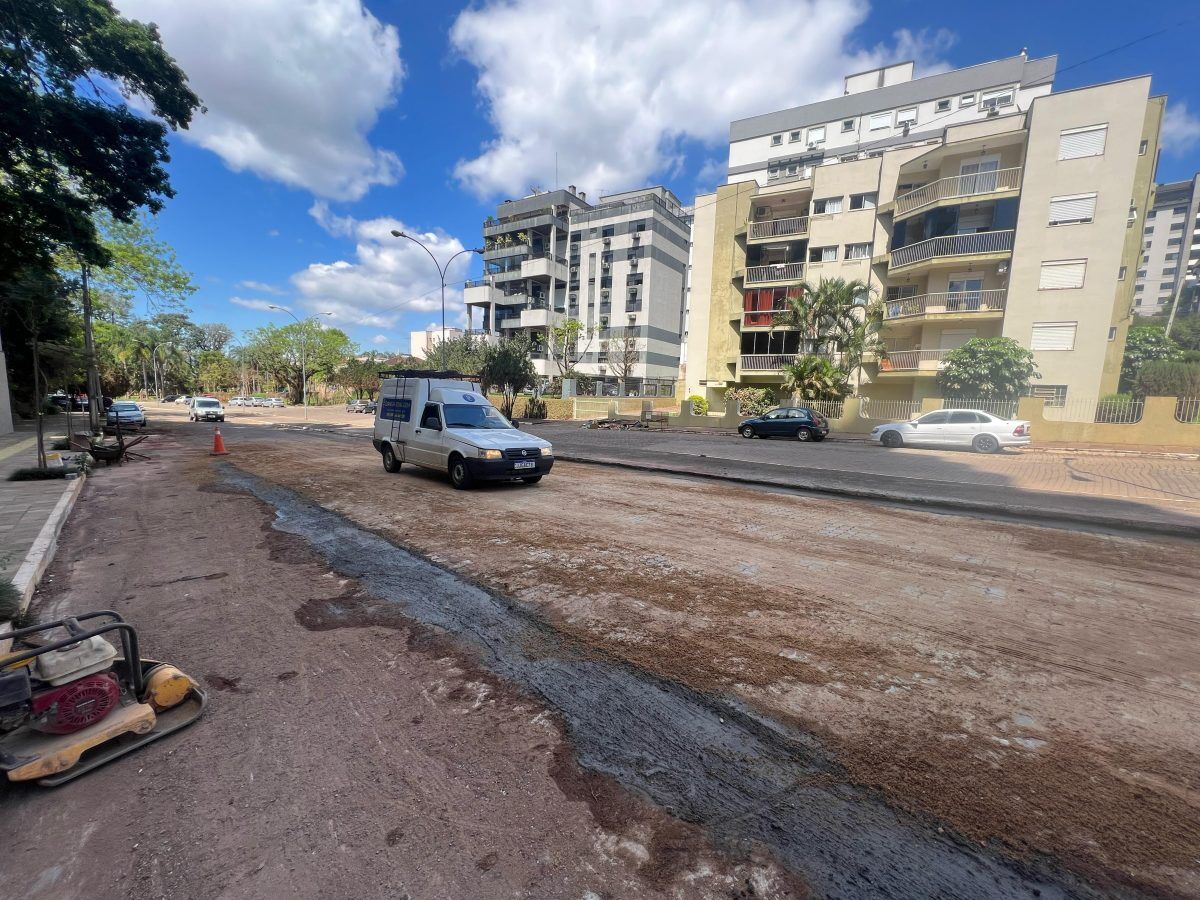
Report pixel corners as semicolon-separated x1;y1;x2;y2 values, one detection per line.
568;292;577;300
602;237;611;246
632;232;641;242
601;288;610;297
629;258;639;268
807;142;817;150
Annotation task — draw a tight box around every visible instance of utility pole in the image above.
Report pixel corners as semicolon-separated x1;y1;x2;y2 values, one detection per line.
79;262;104;433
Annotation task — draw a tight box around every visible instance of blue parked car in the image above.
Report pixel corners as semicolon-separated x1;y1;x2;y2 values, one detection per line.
738;406;829;442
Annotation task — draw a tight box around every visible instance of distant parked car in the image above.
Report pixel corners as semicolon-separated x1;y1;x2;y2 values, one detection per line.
346;398;376;413
870;409;1031;453
738;406;829;442
47;394;71;411
229;396;250;407
174;395;192;405
249;397;265;407
263;397;284;408
189;397;225;422
161;394;178;404
106;401;147;429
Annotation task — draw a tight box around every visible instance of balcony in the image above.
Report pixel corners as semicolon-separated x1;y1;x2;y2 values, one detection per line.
878;349;948;373
520;306;564;329
744;262;805;285
521;252;569;282
889;230;1014;271
883;290;1007;321
483;212;566;238
894;167;1022;218
747;215;809;241
742;306;789;328
481;243;530;262
740;353;798;372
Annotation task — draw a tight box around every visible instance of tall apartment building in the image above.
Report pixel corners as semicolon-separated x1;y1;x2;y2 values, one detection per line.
464;186;690;397
1134;173;1200;315
685;53;1164;406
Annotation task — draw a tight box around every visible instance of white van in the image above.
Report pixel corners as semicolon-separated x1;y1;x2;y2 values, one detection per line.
371;373;553;489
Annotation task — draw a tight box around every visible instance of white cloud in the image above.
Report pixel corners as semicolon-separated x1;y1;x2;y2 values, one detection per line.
292;206;474;330
450;0;950;198
116;0;405;200
371;334;392;345
230;297;286;313
237;280;286;295
1162;102;1200;156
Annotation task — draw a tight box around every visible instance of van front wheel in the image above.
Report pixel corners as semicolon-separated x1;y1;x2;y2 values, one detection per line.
449;454;473;490
381;444;401;473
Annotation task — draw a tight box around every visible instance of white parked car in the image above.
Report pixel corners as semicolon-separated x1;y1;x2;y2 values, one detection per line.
870;409;1030;453
174;395;192;405
229;396;250;407
263;397;284;408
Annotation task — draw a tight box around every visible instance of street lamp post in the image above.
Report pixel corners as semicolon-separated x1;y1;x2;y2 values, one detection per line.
390;231;482;370
1165;262;1199;341
268;307;333;421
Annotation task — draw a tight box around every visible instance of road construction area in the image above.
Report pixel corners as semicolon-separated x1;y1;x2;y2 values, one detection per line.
2;418;1197;898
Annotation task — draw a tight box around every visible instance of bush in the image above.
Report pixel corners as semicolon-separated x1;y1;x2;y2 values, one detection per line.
724;386;776;416
7;466;79;481
0;579;20;621
1133;360;1200;398
687;395;709;416
524;396;547;420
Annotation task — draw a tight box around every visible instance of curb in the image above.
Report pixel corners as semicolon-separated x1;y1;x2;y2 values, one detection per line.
556;453;1200;540
11;474;87;613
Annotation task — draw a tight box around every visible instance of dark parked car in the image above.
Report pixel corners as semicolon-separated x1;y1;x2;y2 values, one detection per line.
738;406;829;442
161;394;178;403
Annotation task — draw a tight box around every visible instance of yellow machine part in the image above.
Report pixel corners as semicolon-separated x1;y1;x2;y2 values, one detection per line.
144;666;199;712
5;703;157;782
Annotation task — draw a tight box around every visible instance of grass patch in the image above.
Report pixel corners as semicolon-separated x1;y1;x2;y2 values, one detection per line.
0;579;20;621
6;466;83;481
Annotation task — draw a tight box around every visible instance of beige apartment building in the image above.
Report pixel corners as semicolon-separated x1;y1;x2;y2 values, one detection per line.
685;53;1163;406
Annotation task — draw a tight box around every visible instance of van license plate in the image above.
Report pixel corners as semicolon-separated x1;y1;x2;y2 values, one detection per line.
513;459;536;470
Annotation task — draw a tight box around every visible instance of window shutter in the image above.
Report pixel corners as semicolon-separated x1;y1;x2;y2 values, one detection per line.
1031;322;1077;351
1038;259;1087;289
1058;125;1107;160
1048;194;1096;226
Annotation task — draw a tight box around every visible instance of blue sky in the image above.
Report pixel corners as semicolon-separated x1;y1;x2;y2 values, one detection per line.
117;1;1200;353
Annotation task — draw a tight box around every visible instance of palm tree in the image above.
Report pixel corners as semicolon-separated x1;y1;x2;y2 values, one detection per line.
781;355;849;401
773;277;877;391
828;296;887;393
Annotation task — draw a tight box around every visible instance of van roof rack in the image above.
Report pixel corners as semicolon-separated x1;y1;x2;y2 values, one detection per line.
378;368;481;381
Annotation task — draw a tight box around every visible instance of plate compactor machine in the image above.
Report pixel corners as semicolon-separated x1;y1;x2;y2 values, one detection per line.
0;612;206;786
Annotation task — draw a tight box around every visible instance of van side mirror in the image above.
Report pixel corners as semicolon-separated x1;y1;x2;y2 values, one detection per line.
512;419;520;429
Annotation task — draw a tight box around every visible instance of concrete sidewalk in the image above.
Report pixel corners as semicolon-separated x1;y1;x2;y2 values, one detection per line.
0;421;86;611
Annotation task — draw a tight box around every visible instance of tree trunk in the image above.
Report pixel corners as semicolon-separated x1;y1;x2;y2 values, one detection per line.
80;263;103;434
31;336;45;469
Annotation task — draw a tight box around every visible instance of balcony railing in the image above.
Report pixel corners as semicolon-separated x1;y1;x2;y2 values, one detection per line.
894;167;1022;216
740;353;798;371
748;216;809;240
883;289;1007;319
743;306;789;327
889;230;1014;269
879;349;948;371
745;262;805;284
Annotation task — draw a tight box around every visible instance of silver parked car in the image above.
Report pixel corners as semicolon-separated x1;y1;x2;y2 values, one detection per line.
871;409;1031;453
106;401;147;429
263;397;284;408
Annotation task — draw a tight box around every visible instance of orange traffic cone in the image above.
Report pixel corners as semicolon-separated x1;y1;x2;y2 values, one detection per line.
211;427;230;456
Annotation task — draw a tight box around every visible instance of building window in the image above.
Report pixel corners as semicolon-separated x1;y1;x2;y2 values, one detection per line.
1166;251;1179;261
1171;222;1185;231
1028;384;1068;407
1161;281;1176;290
896;107;917;126
959;93;975;107
1118;266;1127;280
1058;124;1107;160
1163;268;1178;276
809;246;837;263
841;118;855;133
868;112;891;130
1048;193;1097;226
980;88;1015;111
1168;237;1183;246
812;196;843;215
601;225;614;238
807;125;826;144
1038;259;1087;290
936;99;951;112
789;130;801;142
1173;206;1188;215
1134;284;1144;292
771;134;782;146
1108;326;1118;341
1139;139;1149;155
849;192;877;210
1030;322;1077;351
844;242;871;260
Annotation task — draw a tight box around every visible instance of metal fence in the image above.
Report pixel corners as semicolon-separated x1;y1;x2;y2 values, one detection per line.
805;400;845;419
859;398;922;421
1175;398;1200;424
942;397;1020;419
1042;396;1145;424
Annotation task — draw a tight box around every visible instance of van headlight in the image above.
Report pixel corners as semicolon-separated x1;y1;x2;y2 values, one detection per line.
478;449;502;460
540;446;553;456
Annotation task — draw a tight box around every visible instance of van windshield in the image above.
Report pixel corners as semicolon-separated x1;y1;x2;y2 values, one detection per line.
443;404;510;429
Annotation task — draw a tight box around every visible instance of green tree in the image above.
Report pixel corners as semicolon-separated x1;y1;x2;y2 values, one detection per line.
781;355;849;401
724;386;776;416
1168;315;1200;352
1120;325;1181;390
547;318;596;376
197;323;234;353
333;354;383;400
0;0;201;280
479;338;535;419
1132;360;1200;398
196;351;238;393
243;323;354;405
425;334;489;374
773;277;872;361
937;337;1040;400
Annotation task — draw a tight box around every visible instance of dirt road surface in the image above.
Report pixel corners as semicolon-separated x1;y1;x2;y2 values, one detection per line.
221;425;1199;897
3;421;1197;897
0;432;799;900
